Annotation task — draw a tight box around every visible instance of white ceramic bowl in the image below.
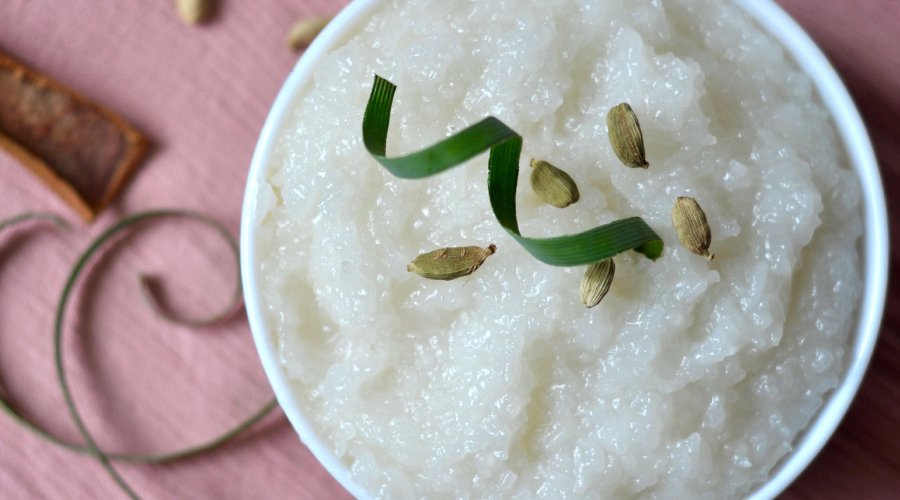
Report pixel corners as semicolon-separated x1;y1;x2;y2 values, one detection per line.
240;1;889;498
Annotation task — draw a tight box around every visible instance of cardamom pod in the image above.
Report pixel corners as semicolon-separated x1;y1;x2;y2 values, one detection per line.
529;159;580;208
606;103;649;169
286;16;332;51
580;259;615;308
672;197;714;261
175;0;212;25
407;244;497;281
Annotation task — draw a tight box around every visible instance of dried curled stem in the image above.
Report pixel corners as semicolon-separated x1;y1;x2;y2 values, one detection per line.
0;209;277;498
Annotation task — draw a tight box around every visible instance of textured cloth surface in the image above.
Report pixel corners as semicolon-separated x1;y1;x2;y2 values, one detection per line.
0;0;897;498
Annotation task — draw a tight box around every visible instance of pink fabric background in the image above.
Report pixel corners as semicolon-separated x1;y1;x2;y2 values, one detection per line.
0;0;896;498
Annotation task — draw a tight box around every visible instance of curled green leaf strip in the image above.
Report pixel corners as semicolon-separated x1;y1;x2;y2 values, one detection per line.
0;211;69;232
136;211;243;327
0;210;277;498
362;75;663;265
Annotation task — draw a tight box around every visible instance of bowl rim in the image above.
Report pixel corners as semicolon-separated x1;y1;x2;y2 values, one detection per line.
240;1;889;498
239;1;382;497
734;1;888;498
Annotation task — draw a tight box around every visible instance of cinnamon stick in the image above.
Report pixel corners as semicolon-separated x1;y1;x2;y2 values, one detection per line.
0;49;148;221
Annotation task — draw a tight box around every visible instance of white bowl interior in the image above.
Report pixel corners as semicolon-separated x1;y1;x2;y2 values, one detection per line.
240;1;889;498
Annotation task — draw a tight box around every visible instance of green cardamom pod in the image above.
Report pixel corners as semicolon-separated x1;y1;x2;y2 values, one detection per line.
580;259;615;308
606;103;649;169
529;159;580;208
286;16;332;51
672;197;714;261
175;0;212;25
407;244;497;280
